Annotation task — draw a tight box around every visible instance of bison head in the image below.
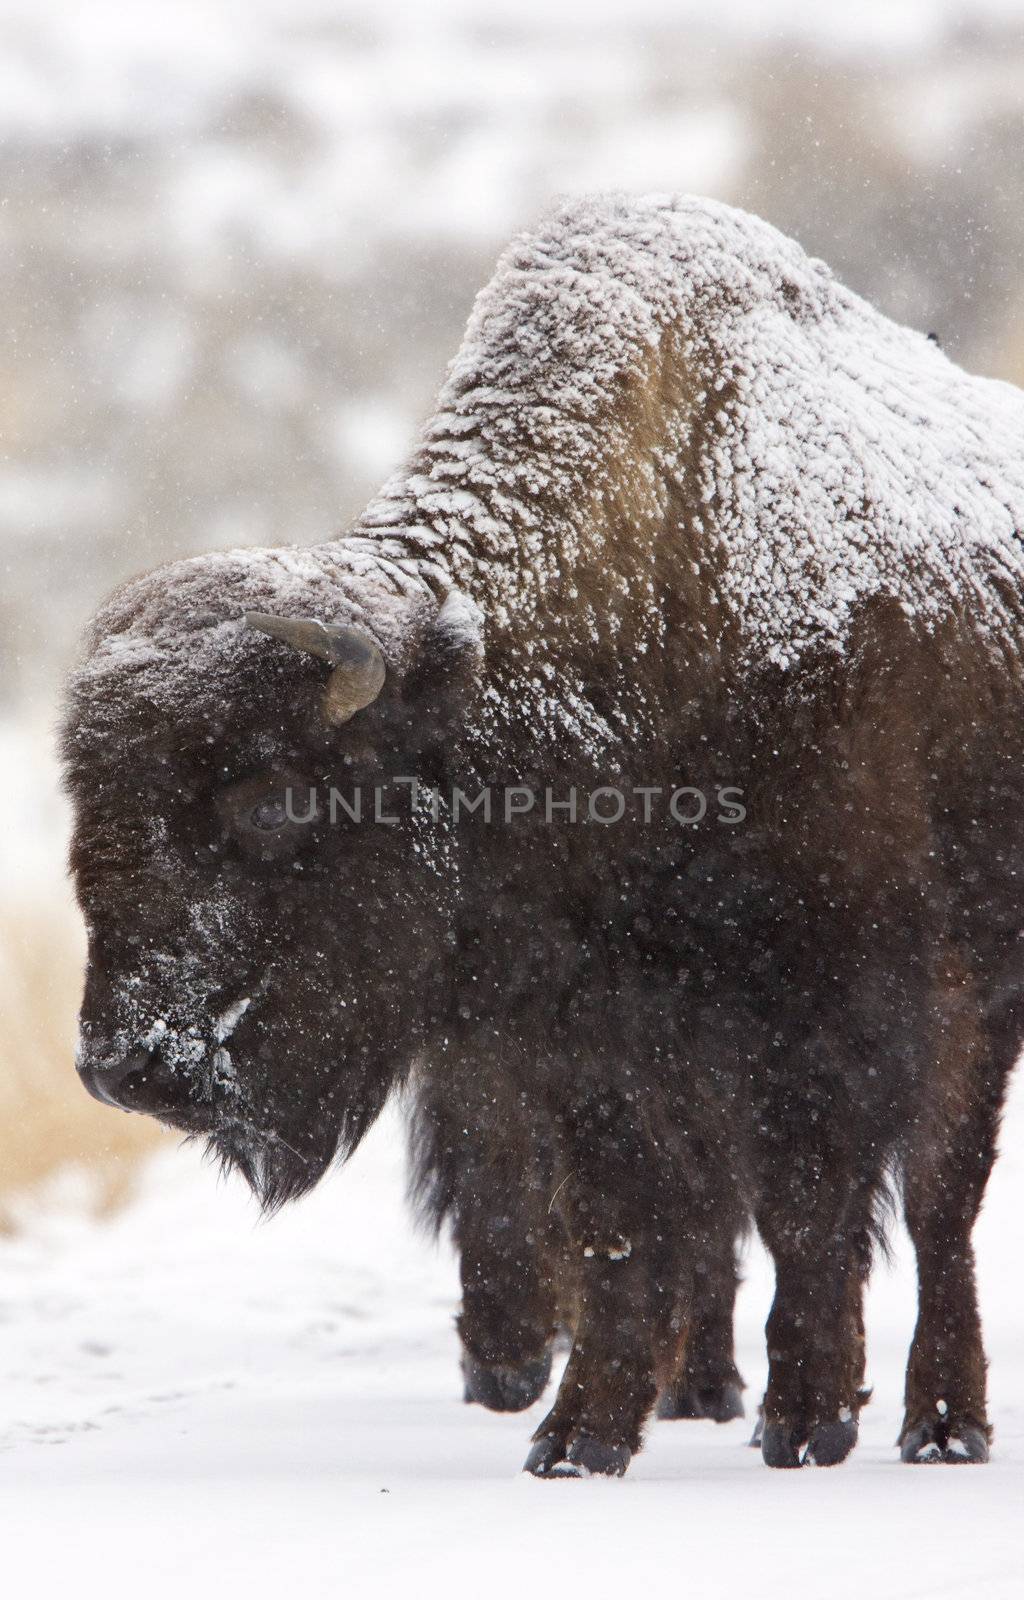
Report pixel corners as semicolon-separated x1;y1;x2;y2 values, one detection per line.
60;545;482;1208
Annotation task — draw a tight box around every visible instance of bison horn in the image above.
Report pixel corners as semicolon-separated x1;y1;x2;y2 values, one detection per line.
245;612;386;725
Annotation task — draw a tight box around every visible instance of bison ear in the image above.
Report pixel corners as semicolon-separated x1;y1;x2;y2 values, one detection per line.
402;588;484;742
426;588;485;674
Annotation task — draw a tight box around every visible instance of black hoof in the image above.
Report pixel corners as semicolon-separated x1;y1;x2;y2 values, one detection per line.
703;1380;745;1423
565;1433;632;1477
524;1433;567;1477
748;1407;765;1449
761;1421;803;1468
901;1422;941;1463
805;1416;858;1467
462;1349;552;1413
900;1417;989;1464
523;1431;631;1478
945;1425;990;1464
658;1379;745;1424
657;1385;704;1420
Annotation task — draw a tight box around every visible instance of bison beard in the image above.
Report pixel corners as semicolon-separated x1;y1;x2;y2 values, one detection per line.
62;194;1024;1475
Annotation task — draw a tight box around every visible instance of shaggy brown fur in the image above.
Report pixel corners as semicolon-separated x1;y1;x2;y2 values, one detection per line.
61;194;1024;1474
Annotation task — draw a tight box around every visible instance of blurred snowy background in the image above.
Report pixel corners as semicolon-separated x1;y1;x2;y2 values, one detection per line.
4;0;1024;1204
3;4;1024;1589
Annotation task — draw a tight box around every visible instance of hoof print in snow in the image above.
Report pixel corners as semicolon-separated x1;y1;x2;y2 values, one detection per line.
462;1350;552;1412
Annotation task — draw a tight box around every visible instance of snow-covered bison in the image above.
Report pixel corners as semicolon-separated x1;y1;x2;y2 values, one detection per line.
62;195;1024;1474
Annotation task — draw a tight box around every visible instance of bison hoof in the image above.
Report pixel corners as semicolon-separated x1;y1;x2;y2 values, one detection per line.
761;1421;803;1469
566;1434;632;1477
523;1432;566;1476
657;1379;745;1424
524;1431;631;1478
462;1349;552;1413
748;1406;765;1449
945;1426;991;1464
762;1415;858;1468
805;1416;858;1467
900;1418;990;1465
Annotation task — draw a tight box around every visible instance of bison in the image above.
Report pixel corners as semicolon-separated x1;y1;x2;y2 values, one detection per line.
62;193;1024;1475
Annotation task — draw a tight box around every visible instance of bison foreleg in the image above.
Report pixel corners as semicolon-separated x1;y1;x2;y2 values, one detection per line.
524;1231;680;1478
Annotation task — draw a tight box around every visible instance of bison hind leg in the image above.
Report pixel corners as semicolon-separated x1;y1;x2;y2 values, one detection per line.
657;1233;746;1423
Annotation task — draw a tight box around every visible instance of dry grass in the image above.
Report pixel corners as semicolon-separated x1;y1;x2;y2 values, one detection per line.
0;893;167;1226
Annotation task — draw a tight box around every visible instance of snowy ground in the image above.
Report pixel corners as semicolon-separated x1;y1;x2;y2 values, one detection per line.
3;1077;1023;1598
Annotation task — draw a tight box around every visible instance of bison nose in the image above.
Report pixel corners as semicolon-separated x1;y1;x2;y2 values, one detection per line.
78;1047;186;1115
78;1048;153;1110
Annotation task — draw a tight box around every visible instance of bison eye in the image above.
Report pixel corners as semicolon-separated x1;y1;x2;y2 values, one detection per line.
215;770;317;862
250;797;288;831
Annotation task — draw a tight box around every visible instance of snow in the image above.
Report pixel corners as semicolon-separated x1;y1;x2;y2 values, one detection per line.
3;1082;1023;1598
215;996;252;1043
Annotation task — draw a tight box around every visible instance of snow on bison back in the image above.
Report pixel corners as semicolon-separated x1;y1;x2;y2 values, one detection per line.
61;194;1024;1475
